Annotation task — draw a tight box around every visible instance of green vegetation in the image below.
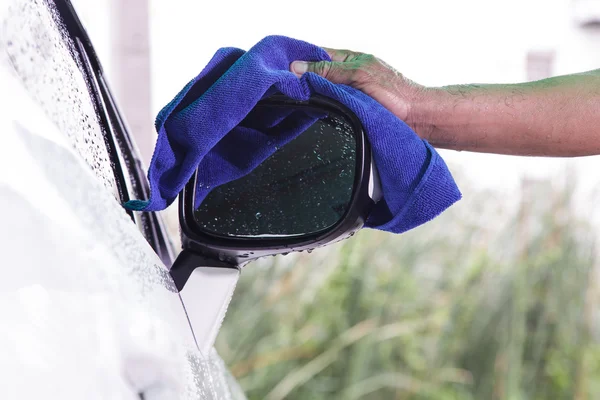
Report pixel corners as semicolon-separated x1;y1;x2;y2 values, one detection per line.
217;173;600;400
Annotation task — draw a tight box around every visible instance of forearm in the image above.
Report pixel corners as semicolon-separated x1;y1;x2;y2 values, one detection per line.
409;70;600;156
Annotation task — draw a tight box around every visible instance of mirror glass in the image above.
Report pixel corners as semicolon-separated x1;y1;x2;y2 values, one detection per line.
193;105;358;238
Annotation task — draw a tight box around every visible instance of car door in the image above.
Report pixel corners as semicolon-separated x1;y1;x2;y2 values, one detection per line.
0;0;245;398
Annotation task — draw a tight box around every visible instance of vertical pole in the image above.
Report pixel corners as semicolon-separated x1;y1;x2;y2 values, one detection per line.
109;0;154;166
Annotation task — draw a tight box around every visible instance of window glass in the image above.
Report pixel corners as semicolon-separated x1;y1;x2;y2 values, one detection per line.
1;0;118;194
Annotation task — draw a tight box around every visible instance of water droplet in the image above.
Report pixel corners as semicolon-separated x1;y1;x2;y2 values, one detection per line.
255;212;261;219
218;253;226;261
307;249;313;254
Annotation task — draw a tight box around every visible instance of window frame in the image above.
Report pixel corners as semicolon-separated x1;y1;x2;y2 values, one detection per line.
53;0;174;266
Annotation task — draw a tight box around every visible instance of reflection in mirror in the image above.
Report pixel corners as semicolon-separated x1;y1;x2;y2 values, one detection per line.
193;106;358;238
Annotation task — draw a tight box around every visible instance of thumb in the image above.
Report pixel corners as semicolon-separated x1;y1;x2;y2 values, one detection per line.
290;60;353;85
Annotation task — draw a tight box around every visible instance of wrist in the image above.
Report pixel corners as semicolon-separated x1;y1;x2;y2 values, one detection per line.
405;87;448;141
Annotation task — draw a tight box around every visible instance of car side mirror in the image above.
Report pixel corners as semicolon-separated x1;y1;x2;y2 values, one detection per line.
170;94;381;354
171;94;381;291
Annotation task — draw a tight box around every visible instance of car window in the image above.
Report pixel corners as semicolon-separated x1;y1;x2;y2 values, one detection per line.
1;0;119;196
1;0;176;265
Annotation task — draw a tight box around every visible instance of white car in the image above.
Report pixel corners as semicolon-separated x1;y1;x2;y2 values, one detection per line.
0;0;382;398
0;0;246;398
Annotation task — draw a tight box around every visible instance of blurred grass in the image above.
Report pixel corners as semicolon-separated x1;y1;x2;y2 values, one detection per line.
216;171;600;400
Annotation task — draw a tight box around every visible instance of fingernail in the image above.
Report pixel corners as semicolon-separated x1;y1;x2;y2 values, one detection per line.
291;61;308;76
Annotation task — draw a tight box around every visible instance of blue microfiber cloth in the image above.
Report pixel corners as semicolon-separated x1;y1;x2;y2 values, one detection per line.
125;35;461;234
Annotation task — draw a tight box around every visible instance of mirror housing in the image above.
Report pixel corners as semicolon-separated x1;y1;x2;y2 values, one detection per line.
171;94;380;291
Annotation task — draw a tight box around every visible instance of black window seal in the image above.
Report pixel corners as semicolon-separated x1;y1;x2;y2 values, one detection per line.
52;0;174;266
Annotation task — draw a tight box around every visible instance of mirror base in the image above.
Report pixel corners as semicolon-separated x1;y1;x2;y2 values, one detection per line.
170;249;238;292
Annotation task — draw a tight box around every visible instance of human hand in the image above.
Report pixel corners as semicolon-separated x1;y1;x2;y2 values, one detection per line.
290;48;427;124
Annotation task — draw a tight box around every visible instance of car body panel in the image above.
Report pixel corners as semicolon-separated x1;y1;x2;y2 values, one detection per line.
0;0;246;398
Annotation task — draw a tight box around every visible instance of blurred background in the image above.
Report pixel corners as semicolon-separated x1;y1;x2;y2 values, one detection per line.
72;0;600;398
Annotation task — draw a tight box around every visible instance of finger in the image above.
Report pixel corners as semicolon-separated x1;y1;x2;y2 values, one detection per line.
321;47;359;62
290;60;356;85
290;61;310;76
